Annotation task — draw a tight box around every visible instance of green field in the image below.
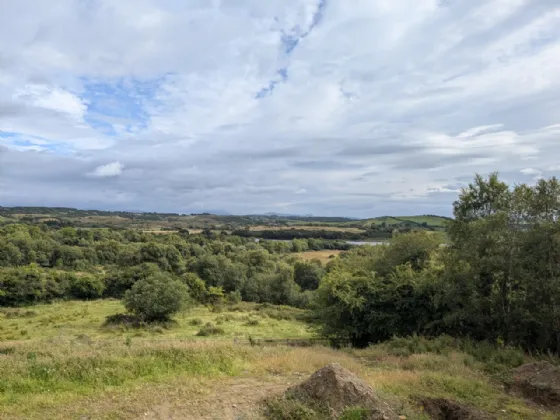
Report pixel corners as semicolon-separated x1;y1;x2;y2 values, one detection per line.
0;300;314;342
362;215;451;228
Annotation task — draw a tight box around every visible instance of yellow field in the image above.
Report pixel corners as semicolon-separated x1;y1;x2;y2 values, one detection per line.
295;250;343;264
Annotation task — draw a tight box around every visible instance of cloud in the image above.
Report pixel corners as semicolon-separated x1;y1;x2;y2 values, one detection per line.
90;161;124;178
0;0;559;217
520;168;540;175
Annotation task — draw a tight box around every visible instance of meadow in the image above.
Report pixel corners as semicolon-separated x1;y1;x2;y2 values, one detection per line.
0;300;313;342
0;313;555;420
294;250;342;264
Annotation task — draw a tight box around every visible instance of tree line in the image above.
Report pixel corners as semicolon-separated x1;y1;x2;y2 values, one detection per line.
0;226;328;309
316;174;560;352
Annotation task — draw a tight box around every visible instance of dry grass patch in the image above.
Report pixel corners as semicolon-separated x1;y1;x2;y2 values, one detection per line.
295;250;343;264
251;346;367;377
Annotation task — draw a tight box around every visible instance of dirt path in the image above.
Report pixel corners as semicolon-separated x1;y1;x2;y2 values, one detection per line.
138;377;289;420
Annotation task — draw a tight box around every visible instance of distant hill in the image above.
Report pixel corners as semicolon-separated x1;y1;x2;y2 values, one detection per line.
362;215;452;228
0;206;451;232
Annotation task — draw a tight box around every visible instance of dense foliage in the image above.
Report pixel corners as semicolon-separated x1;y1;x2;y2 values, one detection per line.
316;174;560;352
0;226;332;308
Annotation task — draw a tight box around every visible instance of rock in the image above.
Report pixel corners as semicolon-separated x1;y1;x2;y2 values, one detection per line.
511;361;560;406
287;363;398;419
419;398;495;420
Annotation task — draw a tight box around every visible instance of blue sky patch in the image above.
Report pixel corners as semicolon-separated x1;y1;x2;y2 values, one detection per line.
81;77;162;135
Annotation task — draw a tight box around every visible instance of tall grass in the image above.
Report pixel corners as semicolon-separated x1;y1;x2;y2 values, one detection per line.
0;340;248;401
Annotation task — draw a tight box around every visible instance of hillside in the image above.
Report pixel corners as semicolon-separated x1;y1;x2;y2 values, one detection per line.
0;206;450;234
361;215;451;228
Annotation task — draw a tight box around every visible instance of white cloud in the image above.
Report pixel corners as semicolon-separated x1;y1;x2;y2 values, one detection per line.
90;162;124;178
520;168;541;175
0;0;559;216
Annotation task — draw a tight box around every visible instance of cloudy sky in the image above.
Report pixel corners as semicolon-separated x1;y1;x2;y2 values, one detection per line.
0;0;559;217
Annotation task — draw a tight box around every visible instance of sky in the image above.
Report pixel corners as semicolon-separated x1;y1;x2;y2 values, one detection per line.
0;0;559;218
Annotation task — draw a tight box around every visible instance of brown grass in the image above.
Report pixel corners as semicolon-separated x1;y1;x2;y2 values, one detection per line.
0;340;556;420
295;250;342;264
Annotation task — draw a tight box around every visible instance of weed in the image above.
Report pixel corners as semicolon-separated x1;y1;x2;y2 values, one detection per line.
215;314;236;324
264;395;327;420
339;407;371;420
196;323;225;336
189;318;204;326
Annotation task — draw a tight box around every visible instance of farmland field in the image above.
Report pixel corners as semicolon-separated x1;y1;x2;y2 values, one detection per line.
294;250;342;264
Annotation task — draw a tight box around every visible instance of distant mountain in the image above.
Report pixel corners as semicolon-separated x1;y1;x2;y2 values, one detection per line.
263;212;309;217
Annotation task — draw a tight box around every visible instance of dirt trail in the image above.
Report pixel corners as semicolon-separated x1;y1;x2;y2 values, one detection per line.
138;378;288;420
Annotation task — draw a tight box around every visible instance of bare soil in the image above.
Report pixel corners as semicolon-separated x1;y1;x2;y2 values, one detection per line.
419;398;495;420
138;378;288;420
287;363;398;419
511;361;560;407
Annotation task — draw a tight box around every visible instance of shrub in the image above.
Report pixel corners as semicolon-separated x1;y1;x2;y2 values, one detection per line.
215;314;236;324
123;274;190;322
104;263;162;298
181;272;207;303
103;313;144;328
226;290;242;305
196;322;225;336
69;274;105;300
189;318;204;326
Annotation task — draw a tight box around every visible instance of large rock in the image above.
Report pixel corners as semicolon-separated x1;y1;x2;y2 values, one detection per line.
419;398;495;420
512;361;560;406
287;363;398;419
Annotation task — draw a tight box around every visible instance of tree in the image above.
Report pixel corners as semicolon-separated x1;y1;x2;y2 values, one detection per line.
294;260;324;291
181;272;207;303
123;274;190;322
104;263;162;298
69;274;105;300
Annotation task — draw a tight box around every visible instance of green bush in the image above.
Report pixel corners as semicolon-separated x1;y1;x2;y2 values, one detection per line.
123;274;190;322
181;272;207;303
189;318;204;326
69;274;105;300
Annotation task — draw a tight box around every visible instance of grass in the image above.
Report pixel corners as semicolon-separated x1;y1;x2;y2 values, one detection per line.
295;250;342;264
0;335;556;419
0;302;556;419
0;300;315;342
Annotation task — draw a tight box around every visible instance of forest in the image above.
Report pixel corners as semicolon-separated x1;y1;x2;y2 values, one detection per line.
1;173;560;354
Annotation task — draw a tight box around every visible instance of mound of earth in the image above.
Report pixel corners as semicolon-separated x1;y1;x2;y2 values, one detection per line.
287;363;398;419
511;361;560;406
419;398;495;420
